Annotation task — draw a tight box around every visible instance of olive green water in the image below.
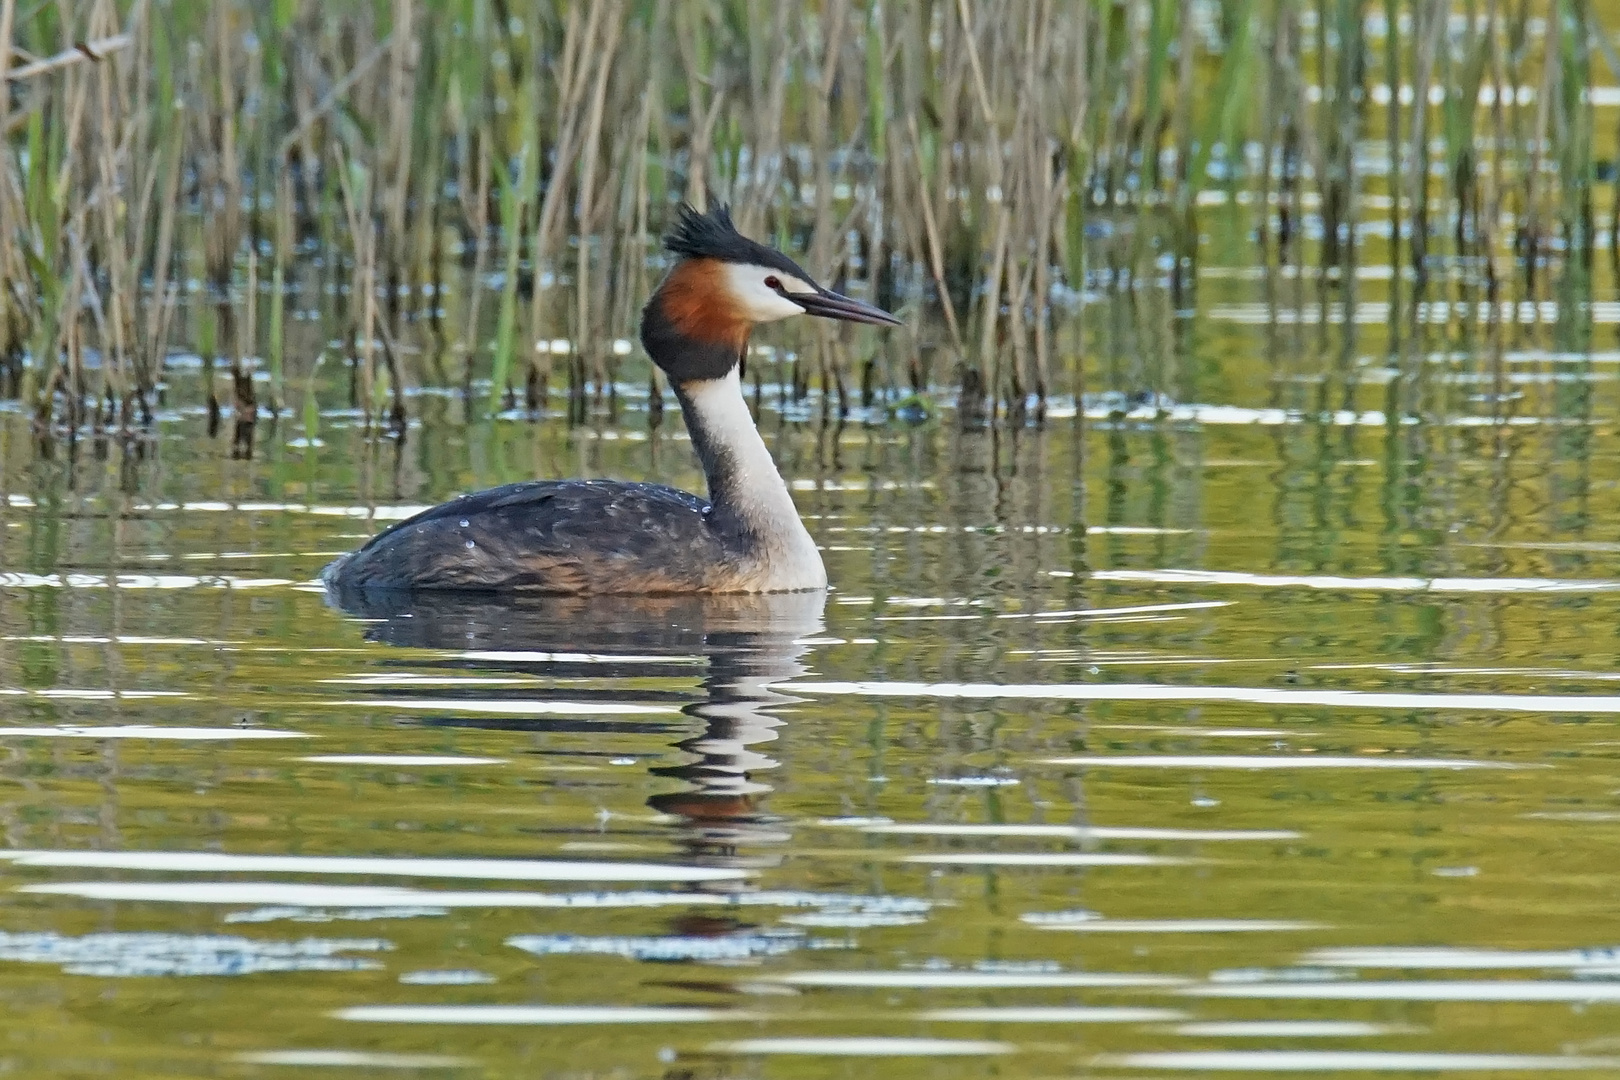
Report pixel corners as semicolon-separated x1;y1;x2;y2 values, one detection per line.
9;294;1620;1078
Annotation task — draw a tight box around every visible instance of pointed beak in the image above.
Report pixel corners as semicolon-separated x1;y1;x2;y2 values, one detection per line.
793;289;904;327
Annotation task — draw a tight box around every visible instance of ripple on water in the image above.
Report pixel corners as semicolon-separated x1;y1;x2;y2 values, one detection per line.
298;754;509;765
458;649;698;664
1300;946;1620;970
0;725;306;739
1091;568;1620;592
757;970;1189;989
319;674;537;686
18;879;930;914
224;906;451;924
1098;1051;1620;1071
708;1037;1016;1056
902;852;1194;867
0;850;746;882
830;822;1302;841
333;698;679;715
786;679;1620;715
1044;754;1530;769
0;930;389;977
506;932;809;962
338;1005;748;1024
923;1006;1187;1023
1;689;187;699
1184;981;1620;1002
1022;917;1324;933
1163;1021;1415;1038
0;572;295;589
397;970;497;985
235;1050;473;1067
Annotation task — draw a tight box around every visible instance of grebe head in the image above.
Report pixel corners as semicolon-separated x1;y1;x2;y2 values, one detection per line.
640;202;901;383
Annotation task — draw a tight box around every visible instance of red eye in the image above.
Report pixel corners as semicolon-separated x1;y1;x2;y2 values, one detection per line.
764;275;782;290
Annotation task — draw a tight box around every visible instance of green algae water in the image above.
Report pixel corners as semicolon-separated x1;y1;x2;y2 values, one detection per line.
9;291;1620;1078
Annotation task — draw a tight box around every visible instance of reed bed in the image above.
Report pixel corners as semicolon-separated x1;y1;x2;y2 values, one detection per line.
0;0;1613;441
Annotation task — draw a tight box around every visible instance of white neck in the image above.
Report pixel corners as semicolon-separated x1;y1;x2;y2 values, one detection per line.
677;369;826;591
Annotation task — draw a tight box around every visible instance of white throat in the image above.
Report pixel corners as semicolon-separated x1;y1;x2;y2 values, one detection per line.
678;369;826;591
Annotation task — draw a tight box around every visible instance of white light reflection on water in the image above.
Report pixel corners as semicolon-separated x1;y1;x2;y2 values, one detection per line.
225;906;450;924
1;689;186;700
1184;982;1620;1002
0;725;306;739
785;679;1620;715
1024;917;1323;933
332;698;677;715
1046;755;1525;770
507;932;807;962
776;911;929;928
117;501;437;520
1202;299;1620;327
298;755;509;766
39;689;187;700
319;674;536;686
338;1005;750;1024
1074;402;1580;427
1302;946;1620;970
1;634;224;645
1311;662;1620;680
0;572;294;589
828;822;1301;841
458;650;697;664
1085;524;1195;534
758;971;1188;989
17;882;710;906
0;930;389;977
398;970;496;985
995;601;1232;620
902;852;1192;867
1091;568;1620;593
1092;725;1291;737
709;1037;1014;1056
923;1006;1186;1022
18;879;927;914
874;613;983;623
1100;1050;1620;1071
236;1050;473;1067
0;850;743;882
1164;1021;1412;1037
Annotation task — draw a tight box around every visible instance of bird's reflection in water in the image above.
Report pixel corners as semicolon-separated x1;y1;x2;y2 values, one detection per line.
325;588;826;887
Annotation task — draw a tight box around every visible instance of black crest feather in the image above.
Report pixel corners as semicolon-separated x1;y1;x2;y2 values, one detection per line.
662;202;812;280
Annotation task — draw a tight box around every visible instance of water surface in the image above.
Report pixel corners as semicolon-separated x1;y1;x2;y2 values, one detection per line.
5;338;1620;1077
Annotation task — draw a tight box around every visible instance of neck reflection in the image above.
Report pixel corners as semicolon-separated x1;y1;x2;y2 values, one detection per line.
326;589;826;881
645;594;823;874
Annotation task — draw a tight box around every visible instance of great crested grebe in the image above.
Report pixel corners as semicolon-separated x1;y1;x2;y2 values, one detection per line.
321;203;901;595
